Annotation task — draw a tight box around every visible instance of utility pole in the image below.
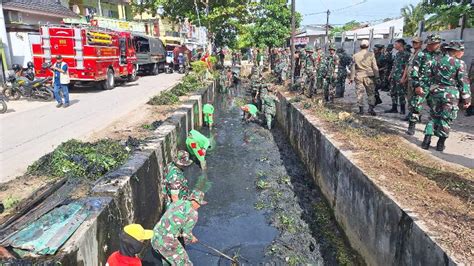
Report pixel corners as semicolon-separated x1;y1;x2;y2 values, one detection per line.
290;0;296;87
325;9;330;51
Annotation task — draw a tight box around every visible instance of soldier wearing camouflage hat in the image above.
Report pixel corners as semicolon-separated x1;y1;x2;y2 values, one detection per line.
381;44;394;92
301;45;316;97
385;39;410;114
400;36;423;121
151;189;207;265
406;34;444;135
335;47;352;98
420;40;471;151
373;44;387;104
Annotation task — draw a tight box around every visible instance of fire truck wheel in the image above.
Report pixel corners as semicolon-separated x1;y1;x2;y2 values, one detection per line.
152;63;159;76
128;65;138;81
102;68;115;90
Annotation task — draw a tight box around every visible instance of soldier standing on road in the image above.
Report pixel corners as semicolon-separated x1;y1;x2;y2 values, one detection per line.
382;44;394;92
261;87;279;130
151;190;207;266
322;44;339;103
385;39;410;114
406;34;444;135
349;40;380;116
401;37;423;122
335;48;352;98
301;46;316;97
420;40;471;151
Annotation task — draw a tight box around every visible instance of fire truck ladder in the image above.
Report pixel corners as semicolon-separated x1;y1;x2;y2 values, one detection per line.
41;26;51;62
74;28;84;70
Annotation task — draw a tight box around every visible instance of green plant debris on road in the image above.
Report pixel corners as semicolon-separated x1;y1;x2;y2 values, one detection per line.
27;139;131;180
148;73;207;106
3;195;20;210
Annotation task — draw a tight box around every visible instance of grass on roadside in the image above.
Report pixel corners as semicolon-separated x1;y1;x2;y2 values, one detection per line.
148;73;208;106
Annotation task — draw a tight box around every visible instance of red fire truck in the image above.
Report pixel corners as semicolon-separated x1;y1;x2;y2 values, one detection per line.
32;25;137;90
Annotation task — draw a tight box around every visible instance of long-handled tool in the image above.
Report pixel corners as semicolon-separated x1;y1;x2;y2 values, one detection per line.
198;241;238;263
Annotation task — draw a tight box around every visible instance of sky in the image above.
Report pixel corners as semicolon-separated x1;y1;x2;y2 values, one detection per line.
296;0;422;26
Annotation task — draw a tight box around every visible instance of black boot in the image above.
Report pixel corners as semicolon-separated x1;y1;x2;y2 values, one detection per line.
421;135;431;150
400;104;406;115
368;105;376;116
406;121;416;135
436;137;447;152
385;104;398;113
358;106;364;115
375;94;383;105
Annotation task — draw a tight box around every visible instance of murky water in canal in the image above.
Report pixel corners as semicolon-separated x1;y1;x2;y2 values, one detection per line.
143;85;360;265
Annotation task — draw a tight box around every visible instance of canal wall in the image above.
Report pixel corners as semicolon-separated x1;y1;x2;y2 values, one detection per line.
55;82;216;265
275;92;457;266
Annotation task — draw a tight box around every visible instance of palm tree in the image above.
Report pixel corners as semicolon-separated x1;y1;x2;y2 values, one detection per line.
425;3;474;31
401;4;426;37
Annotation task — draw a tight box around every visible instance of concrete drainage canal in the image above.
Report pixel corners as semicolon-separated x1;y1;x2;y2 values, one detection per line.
143;85;362;265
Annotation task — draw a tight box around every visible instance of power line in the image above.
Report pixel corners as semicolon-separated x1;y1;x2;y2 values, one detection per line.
304;0;368;16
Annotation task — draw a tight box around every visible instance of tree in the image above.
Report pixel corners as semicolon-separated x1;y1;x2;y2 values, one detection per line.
424;3;474;30
330;20;362;38
401;4;426;36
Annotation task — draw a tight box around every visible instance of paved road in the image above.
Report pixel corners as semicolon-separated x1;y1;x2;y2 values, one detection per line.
0;73;182;183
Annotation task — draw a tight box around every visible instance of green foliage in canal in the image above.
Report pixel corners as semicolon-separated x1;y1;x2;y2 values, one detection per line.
148;73;206;105
27;139;131;180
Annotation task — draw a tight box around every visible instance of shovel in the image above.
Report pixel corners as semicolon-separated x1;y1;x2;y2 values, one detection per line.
198;241;238;264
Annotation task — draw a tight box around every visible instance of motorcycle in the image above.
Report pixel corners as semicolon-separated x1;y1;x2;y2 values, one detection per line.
0;93;8;114
2;74;54;101
178;63;187;74
165;52;174;74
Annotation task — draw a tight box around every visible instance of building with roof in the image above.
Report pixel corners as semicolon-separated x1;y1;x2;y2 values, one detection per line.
294;25;328;47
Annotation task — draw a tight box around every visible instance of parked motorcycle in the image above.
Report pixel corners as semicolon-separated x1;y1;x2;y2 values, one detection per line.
2;74;54;101
0;93;8;114
165;52;174;74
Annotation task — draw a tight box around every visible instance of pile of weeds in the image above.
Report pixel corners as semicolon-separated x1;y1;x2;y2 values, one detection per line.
148;73;206;105
27;139;132;180
142;120;163;131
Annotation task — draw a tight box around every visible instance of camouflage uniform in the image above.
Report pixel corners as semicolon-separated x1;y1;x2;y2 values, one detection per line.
374;44;387;105
262;92;278;129
321;45;339;102
389;48;410;107
335;49;352;98
315;48;325;93
409;35;443;123
301;46;316;97
163;163;190;207
424;43;471;141
381;45;394;91
152;199;198;265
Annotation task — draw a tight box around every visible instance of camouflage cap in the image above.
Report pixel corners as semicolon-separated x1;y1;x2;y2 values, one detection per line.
305;45;314;52
189;190;207;205
328;43;336;50
447;40;465;51
425;33;443;44
412;36;423;43
176;150;193;167
336;48;345;53
374;44;385;49
386;44;394;49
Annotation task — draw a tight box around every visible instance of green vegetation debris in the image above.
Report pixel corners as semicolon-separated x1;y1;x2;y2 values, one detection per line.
256;179;270;190
27;139;131;180
278;213;297;233
3;195;20;210
277;175;291;185
148;73;206;106
254;200;268;210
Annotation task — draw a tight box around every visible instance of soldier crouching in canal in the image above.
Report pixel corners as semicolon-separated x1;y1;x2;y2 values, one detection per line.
162;150;193;208
151;190;207;266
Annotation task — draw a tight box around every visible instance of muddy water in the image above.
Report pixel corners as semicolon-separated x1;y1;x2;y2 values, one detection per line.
143;86;360;265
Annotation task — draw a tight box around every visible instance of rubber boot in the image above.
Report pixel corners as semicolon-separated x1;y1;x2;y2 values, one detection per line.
375;94;382;105
358;106;364;115
406;121;416;135
436;137;447;152
384;104;398;113
200;160;207;170
402;112;410;121
399;104;406;115
368;105;376;116
421;135;431;150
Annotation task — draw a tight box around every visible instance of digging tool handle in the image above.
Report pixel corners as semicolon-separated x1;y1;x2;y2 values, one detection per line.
198;241;237;262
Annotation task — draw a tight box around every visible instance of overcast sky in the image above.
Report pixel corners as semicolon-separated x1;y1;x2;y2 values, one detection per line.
296;0;422;26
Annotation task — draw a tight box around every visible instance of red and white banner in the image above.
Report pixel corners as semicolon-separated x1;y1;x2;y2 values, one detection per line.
293;37;309;45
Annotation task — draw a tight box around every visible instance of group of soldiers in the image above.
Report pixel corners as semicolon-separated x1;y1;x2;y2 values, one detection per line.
284;44;352;103
349;34;471;151
247;66;279;130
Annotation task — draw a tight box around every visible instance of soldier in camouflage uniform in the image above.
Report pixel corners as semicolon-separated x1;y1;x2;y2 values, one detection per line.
385;39;410;114
261;87;279;129
400;37;423;122
381;44;394;92
301;45;316;97
420;40;471;151
315;47;325;94
373;44;386;105
406;34;444;135
152;190;207;265
321;44;339;103
163;159;190;208
335;48;352;98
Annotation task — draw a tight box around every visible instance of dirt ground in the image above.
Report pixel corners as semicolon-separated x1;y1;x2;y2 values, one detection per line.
277;84;473;263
